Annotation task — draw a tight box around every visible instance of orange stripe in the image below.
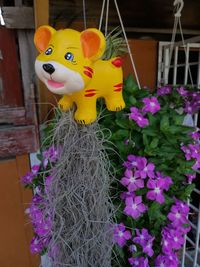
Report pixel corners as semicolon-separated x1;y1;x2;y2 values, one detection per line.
84;93;96;97
114;83;123;87
84;66;94;73
114;88;122;92
84;71;92;78
85;89;96;92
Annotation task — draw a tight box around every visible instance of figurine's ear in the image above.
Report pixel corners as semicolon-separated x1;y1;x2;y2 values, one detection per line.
34;25;56;53
80;28;106;61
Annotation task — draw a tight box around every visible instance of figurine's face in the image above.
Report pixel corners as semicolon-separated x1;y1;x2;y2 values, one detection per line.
34;27;106;95
35;30;87;95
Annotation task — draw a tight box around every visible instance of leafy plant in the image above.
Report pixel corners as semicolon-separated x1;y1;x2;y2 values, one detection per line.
99;75;200;267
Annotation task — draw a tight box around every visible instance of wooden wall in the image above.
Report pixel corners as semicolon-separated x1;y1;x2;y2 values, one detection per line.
0;155;39;267
123;39;158;89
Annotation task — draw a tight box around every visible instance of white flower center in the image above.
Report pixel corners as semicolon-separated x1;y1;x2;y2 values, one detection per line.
174;237;178;242
164;240;168;246
175;212;181;218
132;203;137;210
154;187;160;193
130;176;136;183
160;263;165;267
144;167;148;172
150;102;156;107
118;231;124;237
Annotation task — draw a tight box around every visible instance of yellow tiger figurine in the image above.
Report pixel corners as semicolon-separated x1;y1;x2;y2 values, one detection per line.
34;26;125;124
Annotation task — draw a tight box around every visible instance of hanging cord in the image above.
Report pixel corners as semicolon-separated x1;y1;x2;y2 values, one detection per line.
169;16;179;66
83;0;87;29
169;0;193;86
178;16;194;86
105;0;109;36
113;0;141;89
99;0;106;31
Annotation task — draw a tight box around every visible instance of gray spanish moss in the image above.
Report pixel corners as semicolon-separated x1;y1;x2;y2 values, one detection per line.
44;110;115;267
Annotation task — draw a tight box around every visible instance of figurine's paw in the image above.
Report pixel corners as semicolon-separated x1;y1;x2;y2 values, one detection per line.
74;111;97;125
58;98;73;111
106;100;125;111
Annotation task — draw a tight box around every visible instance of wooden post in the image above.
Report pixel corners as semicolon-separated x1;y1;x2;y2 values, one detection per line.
34;0;57;122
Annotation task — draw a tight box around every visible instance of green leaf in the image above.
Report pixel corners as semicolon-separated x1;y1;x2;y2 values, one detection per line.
142;134;149;147
141;128;158;137
115;118;129;129
160;115;169;132
112;129;129;141
150;137;159;149
148;202;162;222
124;75;138;92
129;95;137;105
180;183;195;199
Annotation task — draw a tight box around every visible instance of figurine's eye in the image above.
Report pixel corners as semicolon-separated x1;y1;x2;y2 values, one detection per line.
45;47;53;55
65;52;74;61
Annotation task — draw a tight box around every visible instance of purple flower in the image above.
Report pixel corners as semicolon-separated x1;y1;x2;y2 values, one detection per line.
21;172;34;185
156;172;173;191
113;223;131;247
133;228;154;257
177;86;188;96
124;196;147;219
186;173;196;183
146;179;165;204
130;107;140;114
192;159;200;170
128;256;149;267
188;144;200;159
184;101;196;114
157;86;172;96
123;155;144;169
120;169;144;191
35;217;52;237
174;199;189;214
189;130;200;140
155;254;179;267
142;96;161;114
130;111;149;128
120;190;135;200
135;157;155;179
143;238;154;257
162;226;185;252
31;165;40;175
43;145;62;167
30;236;44;254
167;205;188;227
181;145;193;160
155;254;168;267
133;228;152;247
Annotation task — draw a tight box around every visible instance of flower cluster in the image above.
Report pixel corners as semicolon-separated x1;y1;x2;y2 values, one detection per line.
121;155;172;219
154;200;190;267
21;145;61;254
129;96;160;127
114;155;178;266
114;154;192;266
108;79;200;267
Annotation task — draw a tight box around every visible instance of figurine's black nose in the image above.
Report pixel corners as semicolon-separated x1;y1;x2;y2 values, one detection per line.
43;63;55;74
